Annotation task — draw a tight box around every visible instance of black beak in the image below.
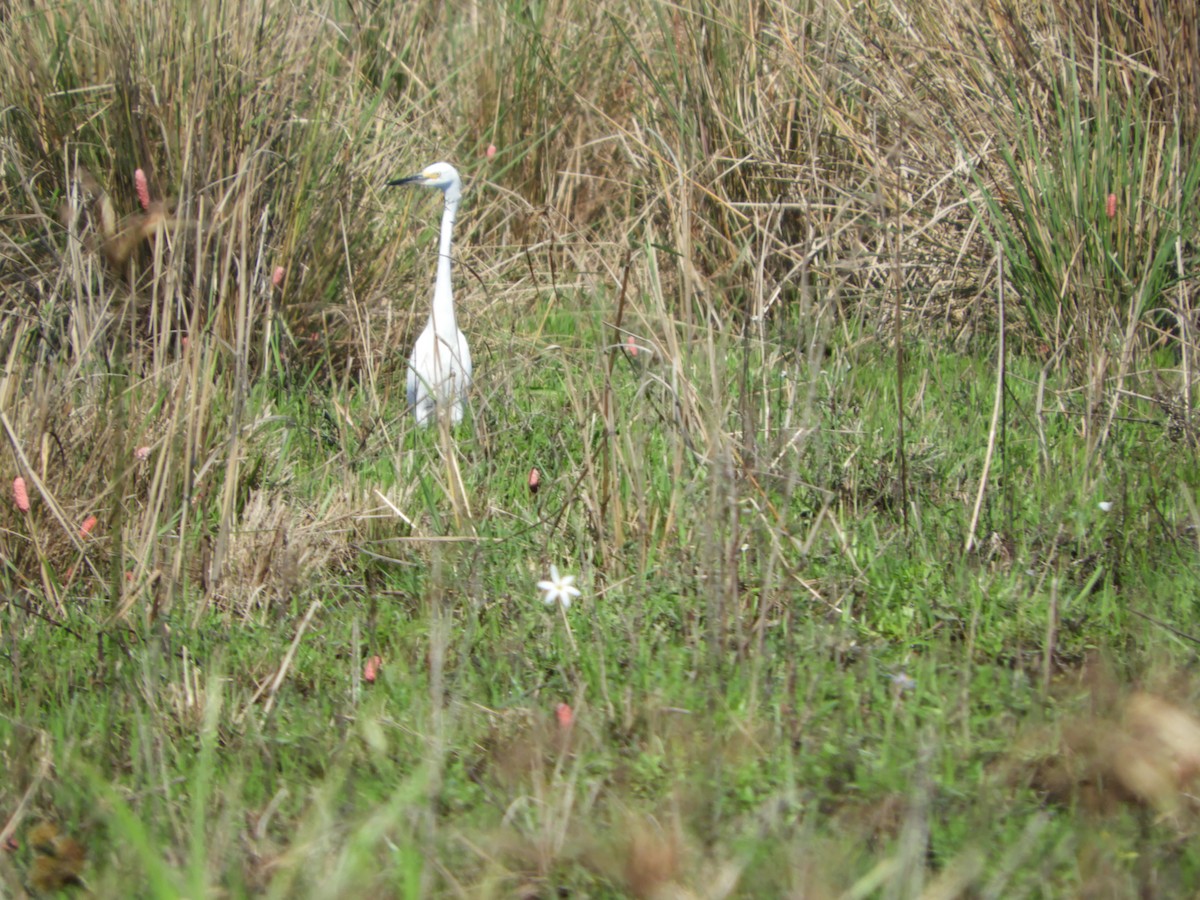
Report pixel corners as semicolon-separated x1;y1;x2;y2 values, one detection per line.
387;175;422;186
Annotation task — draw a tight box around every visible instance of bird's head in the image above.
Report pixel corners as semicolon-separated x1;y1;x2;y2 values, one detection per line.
388;162;462;200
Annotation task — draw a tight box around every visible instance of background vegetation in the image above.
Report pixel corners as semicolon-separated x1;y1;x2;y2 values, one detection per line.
2;0;1200;895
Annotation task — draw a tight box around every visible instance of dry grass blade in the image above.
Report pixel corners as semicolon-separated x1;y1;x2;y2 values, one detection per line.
964;243;1005;555
247;599;322;720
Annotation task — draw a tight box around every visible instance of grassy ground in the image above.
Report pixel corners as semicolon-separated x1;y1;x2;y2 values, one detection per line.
3;0;1200;896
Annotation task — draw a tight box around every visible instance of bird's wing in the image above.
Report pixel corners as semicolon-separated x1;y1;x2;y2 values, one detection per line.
406;355;419;411
407;323;431;413
457;330;473;386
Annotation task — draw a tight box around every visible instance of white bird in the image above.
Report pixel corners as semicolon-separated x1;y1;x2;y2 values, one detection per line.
389;161;472;426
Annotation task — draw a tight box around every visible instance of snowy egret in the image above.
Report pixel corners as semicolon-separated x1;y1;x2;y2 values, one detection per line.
389;161;473;426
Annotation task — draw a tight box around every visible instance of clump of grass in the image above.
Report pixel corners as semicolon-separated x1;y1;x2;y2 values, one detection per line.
967;64;1200;358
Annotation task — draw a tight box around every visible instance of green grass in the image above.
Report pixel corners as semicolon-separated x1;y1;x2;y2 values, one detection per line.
6;326;1200;894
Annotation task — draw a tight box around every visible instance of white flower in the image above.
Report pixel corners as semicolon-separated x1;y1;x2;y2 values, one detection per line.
1098;501;1113;512
538;565;581;609
890;672;916;693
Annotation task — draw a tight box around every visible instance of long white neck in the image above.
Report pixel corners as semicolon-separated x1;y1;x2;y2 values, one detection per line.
431;192;459;335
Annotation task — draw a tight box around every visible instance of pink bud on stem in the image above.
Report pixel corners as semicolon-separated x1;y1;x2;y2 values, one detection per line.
79;515;98;538
12;477;29;512
1106;193;1117;219
556;703;574;729
135;168;151;211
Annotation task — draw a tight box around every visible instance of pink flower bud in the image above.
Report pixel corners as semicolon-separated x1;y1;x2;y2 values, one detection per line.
135;446;151;461
364;655;383;683
486;143;497;159
272;266;285;287
556;703;573;729
627;335;638;357
135;168;151;211
528;467;541;494
12;477;29;512
79;515;97;538
1106;193;1117;219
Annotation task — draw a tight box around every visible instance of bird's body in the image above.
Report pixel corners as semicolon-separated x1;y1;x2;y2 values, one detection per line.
390;162;472;426
406;313;472;426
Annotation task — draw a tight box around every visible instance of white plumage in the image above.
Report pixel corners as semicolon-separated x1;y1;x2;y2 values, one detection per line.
389;161;472;426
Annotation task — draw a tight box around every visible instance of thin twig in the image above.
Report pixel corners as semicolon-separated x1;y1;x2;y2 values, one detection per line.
1042;578;1058;692
965;242;1006;555
892;140;908;534
1128;608;1200;646
258;599;321;718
